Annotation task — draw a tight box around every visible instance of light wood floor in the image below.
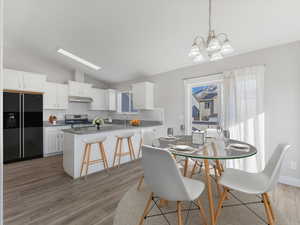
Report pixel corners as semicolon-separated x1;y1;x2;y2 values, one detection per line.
4;155;143;225
4;155;300;225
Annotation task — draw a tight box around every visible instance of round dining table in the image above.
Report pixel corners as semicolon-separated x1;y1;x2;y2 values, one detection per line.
154;135;257;225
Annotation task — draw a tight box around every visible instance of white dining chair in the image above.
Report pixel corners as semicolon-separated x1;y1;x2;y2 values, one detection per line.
138;145;208;225
137;130;156;191
215;143;291;225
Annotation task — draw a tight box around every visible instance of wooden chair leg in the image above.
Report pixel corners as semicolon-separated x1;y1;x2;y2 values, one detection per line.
262;193;275;225
137;175;144;191
214;166;222;197
183;158;189;177
215;187;228;223
265;193;275;221
127;138;133;161
118;138;123;168
80;144;88;177
101;142;109;169
129;137;136;160
196;198;208;225
177;201;183;225
113;138;120;167
190;161;199;178
98;142;109;170
84;144;92;179
138;192;154;225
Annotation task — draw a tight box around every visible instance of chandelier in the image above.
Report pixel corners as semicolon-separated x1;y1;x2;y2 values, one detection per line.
189;0;234;62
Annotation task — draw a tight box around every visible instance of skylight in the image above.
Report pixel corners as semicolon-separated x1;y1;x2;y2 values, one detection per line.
57;48;101;70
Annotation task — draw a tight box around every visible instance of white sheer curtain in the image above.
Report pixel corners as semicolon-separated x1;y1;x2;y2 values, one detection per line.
222;66;265;172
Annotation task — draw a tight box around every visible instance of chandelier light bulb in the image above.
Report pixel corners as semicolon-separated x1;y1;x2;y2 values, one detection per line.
193;54;205;63
221;39;234;55
207;37;221;52
189;44;200;57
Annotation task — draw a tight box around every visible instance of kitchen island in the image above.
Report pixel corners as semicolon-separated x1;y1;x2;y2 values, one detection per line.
62;123;164;179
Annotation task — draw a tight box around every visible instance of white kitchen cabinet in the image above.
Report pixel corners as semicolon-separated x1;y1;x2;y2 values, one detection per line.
44;82;68;109
4;69;46;92
105;89;117;111
132;82;154;110
89;88;106;110
68;80;92;97
3;69;23;90
22;72;46;92
44;126;70;157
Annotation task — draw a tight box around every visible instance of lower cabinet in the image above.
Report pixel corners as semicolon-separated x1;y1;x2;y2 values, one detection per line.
44;126;70;157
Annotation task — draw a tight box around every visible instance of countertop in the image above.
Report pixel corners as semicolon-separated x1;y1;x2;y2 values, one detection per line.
62;121;163;135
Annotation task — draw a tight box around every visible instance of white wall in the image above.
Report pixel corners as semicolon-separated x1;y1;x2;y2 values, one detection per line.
111;41;300;185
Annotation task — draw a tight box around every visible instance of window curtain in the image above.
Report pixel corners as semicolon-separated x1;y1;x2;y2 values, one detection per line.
222;65;265;172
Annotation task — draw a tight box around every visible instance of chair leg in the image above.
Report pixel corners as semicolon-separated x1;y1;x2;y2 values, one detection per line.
190;161;199;178
213;166;222;197
80;144;88;177
113;138;120;167
196;198;208;225
262;193;275;225
215;187;228;223
129;137;136;160
177;201;183;225
118;138;123;168
101;142;110;169
137;175;144;191
265;193;275;221
127;138;133;161
138;192;154;225
84;144;92;179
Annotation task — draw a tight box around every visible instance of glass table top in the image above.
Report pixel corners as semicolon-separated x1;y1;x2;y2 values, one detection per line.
153;135;257;160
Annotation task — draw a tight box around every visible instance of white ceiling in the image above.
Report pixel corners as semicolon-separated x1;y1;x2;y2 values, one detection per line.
4;0;300;83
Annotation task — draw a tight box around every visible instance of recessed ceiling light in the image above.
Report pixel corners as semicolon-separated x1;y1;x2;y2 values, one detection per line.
57;48;101;70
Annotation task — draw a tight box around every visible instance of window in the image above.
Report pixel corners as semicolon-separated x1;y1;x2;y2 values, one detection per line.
118;92;138;113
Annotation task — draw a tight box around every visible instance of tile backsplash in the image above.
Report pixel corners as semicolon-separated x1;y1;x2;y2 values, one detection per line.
44;103;164;123
43;102;108;121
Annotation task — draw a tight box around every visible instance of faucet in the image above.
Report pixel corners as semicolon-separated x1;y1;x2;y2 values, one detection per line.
124;114;129;127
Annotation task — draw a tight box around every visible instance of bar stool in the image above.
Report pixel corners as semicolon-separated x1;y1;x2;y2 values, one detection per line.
80;136;109;179
113;132;136;168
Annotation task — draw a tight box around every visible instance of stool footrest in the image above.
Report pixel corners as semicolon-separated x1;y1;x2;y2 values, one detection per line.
116;152;131;156
83;159;104;165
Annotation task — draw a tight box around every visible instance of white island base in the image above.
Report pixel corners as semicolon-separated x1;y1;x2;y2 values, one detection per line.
63;126;164;179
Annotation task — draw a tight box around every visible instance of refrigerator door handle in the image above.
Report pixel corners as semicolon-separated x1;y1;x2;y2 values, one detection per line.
19;94;22;159
22;94;25;158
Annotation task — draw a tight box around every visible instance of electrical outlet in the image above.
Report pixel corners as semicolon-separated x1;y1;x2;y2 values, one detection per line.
290;161;297;170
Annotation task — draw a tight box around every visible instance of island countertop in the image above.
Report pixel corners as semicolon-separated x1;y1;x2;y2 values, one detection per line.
62;121;163;135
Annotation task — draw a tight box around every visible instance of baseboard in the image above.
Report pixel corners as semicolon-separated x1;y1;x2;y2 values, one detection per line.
279;176;300;187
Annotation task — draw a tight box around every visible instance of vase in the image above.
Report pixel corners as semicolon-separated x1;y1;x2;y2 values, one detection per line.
97;124;100;130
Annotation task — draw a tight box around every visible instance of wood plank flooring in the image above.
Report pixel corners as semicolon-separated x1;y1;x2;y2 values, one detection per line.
4;155;300;225
4;156;143;225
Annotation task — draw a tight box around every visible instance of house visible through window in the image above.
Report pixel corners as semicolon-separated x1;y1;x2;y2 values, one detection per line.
119;92;138;113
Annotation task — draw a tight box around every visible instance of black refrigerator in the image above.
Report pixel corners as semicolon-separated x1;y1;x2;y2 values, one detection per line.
3;92;43;163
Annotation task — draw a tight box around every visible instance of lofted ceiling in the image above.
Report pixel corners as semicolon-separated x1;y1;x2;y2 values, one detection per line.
4;0;300;83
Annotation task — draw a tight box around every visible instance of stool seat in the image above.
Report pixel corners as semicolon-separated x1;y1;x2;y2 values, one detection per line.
83;136;107;144
116;132;135;138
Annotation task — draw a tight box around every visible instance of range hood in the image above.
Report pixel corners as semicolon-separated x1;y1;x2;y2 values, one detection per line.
68;96;93;103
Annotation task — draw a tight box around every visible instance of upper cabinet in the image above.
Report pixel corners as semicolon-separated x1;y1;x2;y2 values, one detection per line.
89;88;106;110
132;82;154;110
68;81;92;97
4;69;46;92
44;82;68;109
105;89;117;111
